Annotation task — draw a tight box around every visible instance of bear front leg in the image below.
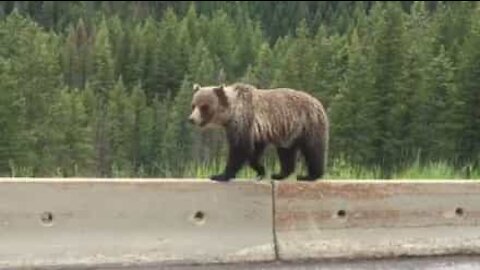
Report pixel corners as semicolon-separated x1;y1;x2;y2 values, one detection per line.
250;161;266;181
271;146;297;180
297;136;326;181
210;143;251;182
249;142;266;181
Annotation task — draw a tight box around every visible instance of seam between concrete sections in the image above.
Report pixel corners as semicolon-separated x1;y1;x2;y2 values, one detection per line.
271;180;280;260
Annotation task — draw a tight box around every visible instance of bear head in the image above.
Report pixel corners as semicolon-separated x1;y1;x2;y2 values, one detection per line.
188;83;232;129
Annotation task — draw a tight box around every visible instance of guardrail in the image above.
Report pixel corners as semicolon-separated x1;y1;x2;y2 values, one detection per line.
1;178;480;269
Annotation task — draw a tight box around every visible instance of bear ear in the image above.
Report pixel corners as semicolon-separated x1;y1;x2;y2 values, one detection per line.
193;83;201;92
214;85;229;108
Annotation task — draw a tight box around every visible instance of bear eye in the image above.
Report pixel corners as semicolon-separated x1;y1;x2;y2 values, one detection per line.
200;105;209;112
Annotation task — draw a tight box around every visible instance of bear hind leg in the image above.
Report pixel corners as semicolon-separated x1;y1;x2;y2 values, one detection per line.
298;137;326;181
249;142;266;180
211;142;251;182
271;146;297;180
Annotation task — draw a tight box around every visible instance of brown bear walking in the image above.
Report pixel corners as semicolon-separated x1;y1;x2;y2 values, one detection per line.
188;83;329;182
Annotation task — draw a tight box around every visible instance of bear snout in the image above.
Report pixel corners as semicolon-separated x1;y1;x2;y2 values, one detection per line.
188;116;195;124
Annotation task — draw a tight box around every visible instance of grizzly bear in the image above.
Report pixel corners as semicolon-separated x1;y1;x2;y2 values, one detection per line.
188;83;329;182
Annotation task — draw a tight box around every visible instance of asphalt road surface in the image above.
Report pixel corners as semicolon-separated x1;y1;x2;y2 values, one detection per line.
72;255;480;270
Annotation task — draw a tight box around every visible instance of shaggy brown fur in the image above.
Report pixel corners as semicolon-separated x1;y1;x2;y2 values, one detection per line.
189;83;329;182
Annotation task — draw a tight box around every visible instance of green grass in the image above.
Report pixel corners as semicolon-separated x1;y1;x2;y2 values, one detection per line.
181;158;479;181
393;160;463;180
6;157;480;180
472;167;480;179
325;158;382;180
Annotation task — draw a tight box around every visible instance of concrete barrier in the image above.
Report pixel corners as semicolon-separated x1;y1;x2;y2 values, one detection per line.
0;178;274;269
274;180;480;261
2;178;480;268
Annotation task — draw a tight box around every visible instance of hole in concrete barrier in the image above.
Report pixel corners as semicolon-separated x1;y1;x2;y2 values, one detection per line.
455;207;464;217
193;211;206;225
337;209;347;218
40;212;54;226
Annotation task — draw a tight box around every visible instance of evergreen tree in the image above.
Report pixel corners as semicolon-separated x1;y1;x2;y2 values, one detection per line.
206;9;236;79
369;2;407;177
2;1;480;177
421;46;460;161
107;78;133;175
0;57;26;175
189;39;216;84
51;89;93;177
273;20;315;92
149;95;170;176
0;11;64;176
249;42;274;88
107;15;128;81
124;22;147;89
63;18;91;89
330;28;376;167
456;8;480;167
91;18;115;176
310;25;347;108
141;17;158;98
162;77;196;176
400;1;434;160
130;82;152;174
92;18;115;100
155;8;183;98
232;16;263;78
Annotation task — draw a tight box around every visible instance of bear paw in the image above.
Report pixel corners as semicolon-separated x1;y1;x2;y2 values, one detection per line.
271;173;288;180
210;174;231;182
297;175;318;181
